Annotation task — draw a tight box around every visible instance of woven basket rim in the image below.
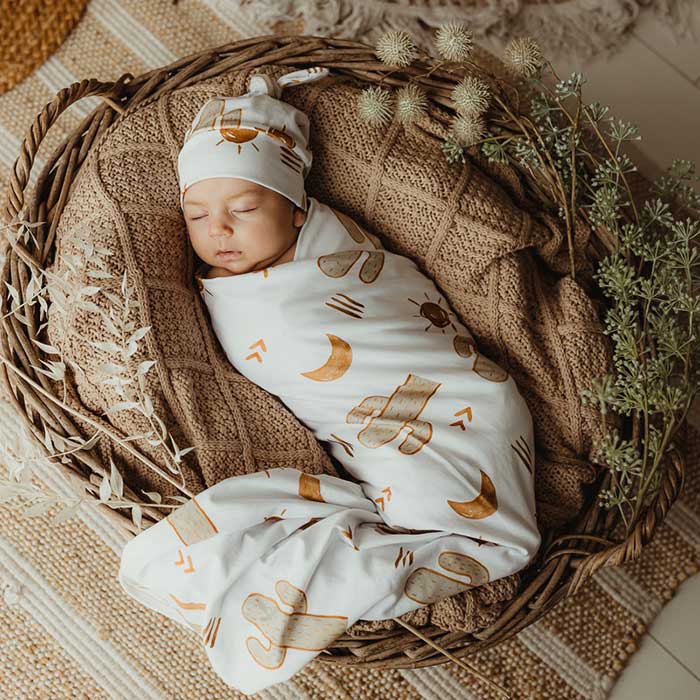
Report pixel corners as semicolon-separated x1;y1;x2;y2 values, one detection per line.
0;34;687;671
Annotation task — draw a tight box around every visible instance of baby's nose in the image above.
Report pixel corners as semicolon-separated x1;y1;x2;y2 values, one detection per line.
209;219;233;237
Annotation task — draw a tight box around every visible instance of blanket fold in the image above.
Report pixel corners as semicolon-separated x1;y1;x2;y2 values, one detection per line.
118;196;541;694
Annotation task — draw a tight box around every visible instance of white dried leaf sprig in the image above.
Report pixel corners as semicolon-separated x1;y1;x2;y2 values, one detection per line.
0;424;186;529
0;222;197;531
0;435;92;525
87;267;195;479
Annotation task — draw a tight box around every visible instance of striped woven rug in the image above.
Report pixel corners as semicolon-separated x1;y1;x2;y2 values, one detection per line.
0;2;698;698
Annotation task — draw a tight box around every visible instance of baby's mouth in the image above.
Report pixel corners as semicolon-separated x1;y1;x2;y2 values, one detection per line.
217;250;242;259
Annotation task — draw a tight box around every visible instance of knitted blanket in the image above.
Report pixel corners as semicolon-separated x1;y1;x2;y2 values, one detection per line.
46;62;615;637
118;193;543;693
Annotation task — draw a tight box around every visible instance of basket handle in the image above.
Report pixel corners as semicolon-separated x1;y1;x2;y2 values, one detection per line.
2;73;133;226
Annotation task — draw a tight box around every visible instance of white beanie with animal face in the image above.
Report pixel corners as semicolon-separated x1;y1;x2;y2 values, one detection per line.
177;66;330;212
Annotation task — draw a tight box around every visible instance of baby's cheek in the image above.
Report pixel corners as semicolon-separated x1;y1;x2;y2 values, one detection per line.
188;231;212;259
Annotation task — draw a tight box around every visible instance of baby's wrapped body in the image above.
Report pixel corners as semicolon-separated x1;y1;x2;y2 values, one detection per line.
118;196;541;695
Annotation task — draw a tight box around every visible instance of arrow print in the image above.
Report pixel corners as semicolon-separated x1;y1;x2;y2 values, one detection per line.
245;338;267;363
175;549;195;574
374;486;392;511
450;405;472;430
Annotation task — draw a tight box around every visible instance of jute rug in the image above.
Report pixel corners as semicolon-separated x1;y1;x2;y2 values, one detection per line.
1;0;695;96
0;1;698;698
253;0;697;62
0;0;91;95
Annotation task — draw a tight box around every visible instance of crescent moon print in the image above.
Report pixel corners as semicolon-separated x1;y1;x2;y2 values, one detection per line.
300;333;352;381
452;334;509;382
447;469;498;519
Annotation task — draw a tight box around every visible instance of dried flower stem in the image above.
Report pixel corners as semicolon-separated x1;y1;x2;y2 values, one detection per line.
0;355;194;499
488;92;577;276
569;90;581;278
522;112;577;277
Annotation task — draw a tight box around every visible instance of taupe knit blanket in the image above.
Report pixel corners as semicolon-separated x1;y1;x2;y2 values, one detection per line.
45;61;615;635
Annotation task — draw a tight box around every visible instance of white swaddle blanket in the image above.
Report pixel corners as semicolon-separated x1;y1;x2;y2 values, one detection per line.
118;196;541;695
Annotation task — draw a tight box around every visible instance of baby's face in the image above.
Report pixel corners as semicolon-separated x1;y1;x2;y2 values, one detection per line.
182;177;306;275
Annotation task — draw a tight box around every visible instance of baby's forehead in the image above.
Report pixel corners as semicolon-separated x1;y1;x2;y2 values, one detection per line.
183;179;270;205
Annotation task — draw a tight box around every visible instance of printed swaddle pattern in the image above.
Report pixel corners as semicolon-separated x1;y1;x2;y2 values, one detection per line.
119;196;541;695
138;470;499;664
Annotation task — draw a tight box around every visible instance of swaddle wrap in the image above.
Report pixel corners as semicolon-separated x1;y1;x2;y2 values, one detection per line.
118;197;541;695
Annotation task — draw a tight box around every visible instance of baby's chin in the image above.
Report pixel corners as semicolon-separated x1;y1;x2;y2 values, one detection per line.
203;253;247;278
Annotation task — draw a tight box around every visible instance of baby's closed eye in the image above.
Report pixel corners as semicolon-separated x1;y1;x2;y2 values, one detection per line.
189;208;257;221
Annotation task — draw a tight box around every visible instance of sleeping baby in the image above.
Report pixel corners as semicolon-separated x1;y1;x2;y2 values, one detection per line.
118;66;541;695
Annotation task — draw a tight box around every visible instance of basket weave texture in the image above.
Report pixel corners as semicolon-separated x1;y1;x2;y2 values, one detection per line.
0;37;685;668
45;58;610;631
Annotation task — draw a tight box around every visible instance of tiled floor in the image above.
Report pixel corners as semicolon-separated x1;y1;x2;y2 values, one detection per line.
481;8;700;699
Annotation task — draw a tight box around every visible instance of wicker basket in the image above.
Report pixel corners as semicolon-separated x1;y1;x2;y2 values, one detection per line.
0;35;686;674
